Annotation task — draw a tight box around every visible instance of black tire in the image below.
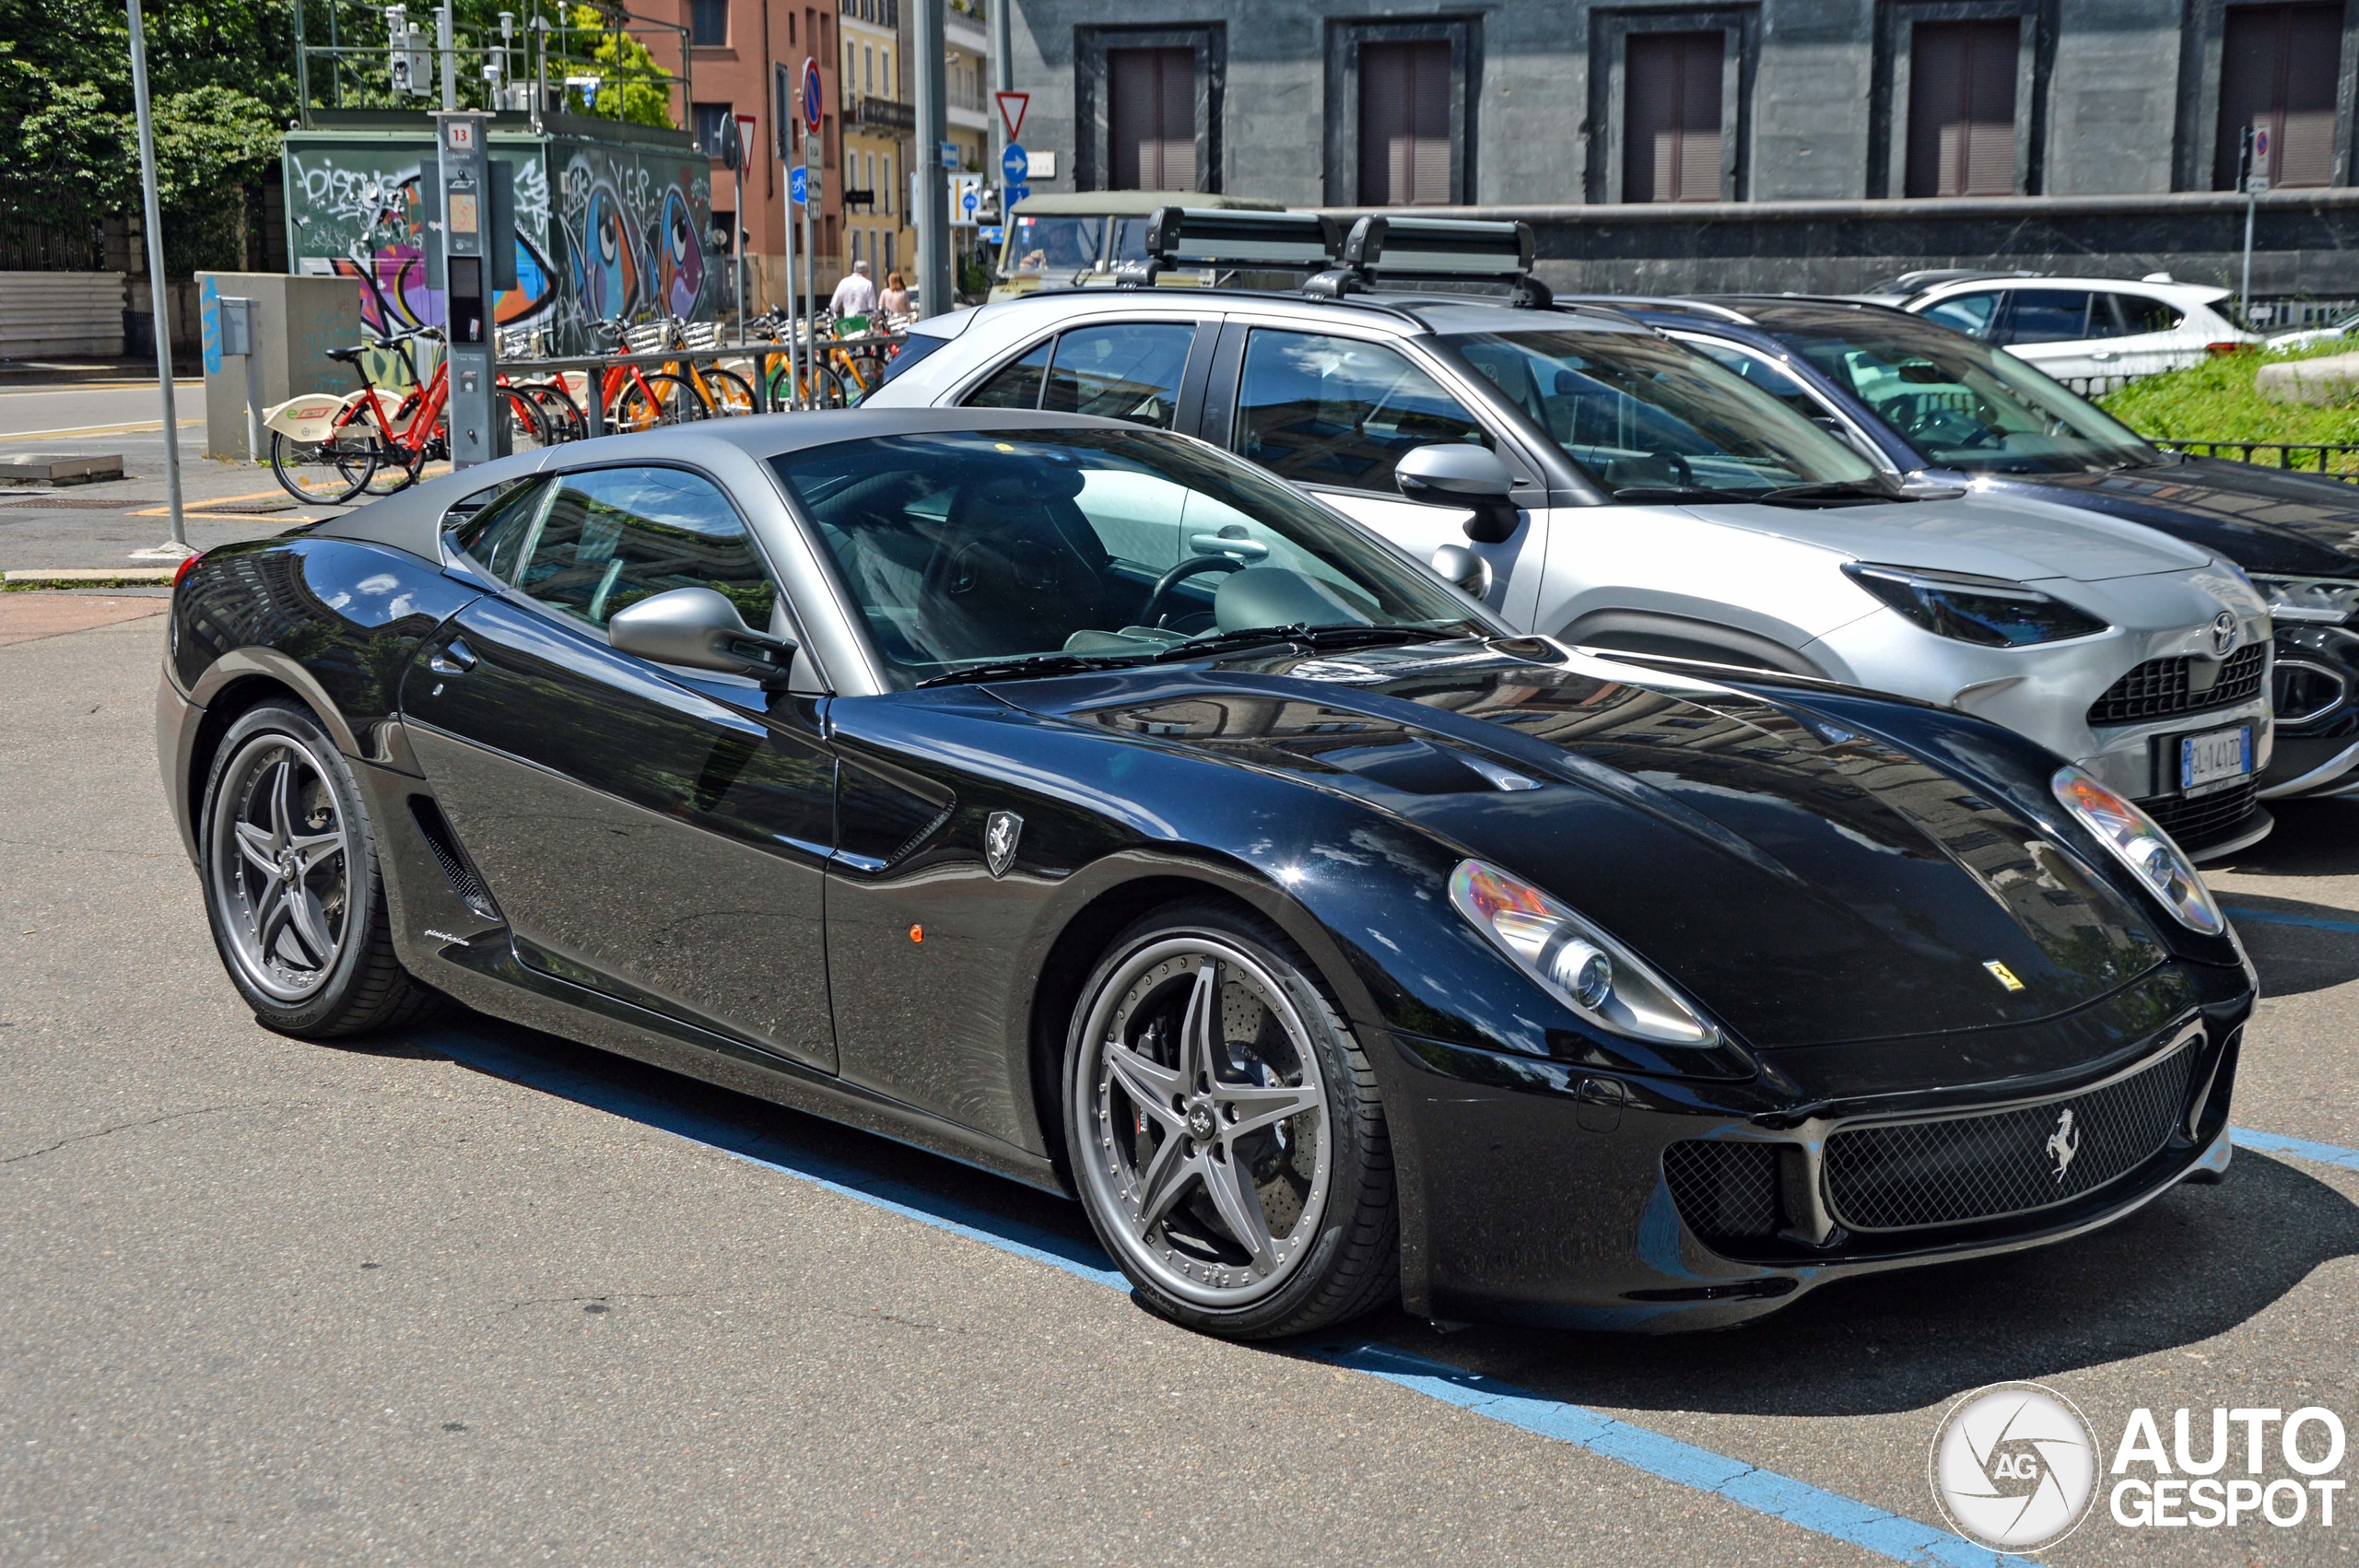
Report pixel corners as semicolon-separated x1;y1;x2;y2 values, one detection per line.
269;425;376;506
699;365;757;416
610;369;707;430
1062;899;1397;1340
197;698;438;1038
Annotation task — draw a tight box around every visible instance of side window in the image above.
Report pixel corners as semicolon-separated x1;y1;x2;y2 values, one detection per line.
1041;322;1194;427
1920;291;2000;338
2102;292;2184;337
965;338;1051;408
1681;340;1824;420
510;466;778;634
1233;330;1489;493
2001;289;2093;345
447;475;552;582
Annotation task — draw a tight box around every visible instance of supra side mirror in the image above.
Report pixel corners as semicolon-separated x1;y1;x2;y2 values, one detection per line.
608;586;797;685
1429;544;1493;600
1394;443;1522;544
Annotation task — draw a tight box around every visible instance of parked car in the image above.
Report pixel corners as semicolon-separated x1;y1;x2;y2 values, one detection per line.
1593;294;2359;804
1873;271;2258;386
158;408;2253;1340
989;191;1285;303
867;216;2276;858
2267;307;2359;352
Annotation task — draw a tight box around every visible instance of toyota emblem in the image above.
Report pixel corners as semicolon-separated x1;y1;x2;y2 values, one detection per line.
2210;611;2238;657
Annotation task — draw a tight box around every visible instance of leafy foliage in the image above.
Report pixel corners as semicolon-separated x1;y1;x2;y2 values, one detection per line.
2101;338;2359;472
0;0;297;274
562;5;678;129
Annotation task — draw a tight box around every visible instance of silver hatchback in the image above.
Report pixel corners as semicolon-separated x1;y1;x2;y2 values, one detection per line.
869;276;2273;857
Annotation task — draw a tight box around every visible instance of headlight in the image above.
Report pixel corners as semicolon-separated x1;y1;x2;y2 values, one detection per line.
1843;563;2109;646
2251;574;2359;625
2050;766;2225;935
1449;860;1719;1047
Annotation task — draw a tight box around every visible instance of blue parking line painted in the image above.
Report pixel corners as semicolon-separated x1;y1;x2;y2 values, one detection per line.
2223;905;2359;935
2233;1127;2359;1171
420;1024;2001;1567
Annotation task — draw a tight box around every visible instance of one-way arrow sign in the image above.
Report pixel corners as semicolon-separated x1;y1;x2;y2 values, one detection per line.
994;90;1029;143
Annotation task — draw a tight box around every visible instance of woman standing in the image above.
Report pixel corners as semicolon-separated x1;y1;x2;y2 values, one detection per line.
879;271;913;321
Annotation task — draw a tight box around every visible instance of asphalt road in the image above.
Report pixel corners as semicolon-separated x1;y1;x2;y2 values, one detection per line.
6;602;2359;1565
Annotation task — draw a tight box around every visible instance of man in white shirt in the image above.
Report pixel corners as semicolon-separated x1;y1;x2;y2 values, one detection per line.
830;259;878;321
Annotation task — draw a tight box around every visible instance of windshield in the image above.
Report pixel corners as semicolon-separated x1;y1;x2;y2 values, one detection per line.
770;428;1496;687
1006;216;1103;276
1442;329;1879;497
1767;314;2158;474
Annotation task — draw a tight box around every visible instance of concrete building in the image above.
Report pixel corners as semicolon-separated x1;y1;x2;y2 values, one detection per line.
669;0;850;305
999;0;2359;304
840;0;916;285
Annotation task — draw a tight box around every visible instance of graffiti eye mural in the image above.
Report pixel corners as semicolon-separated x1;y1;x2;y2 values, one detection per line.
494;233;557;329
659;188;704;319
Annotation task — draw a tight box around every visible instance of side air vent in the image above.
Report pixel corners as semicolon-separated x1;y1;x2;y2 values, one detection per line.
409;796;501;921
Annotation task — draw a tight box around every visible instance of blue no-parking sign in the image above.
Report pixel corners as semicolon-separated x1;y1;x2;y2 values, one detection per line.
1001;143;1028;185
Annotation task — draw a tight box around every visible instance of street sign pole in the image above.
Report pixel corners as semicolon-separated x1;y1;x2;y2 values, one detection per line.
776;62;800;410
801;57;820;400
2242;125;2269;322
991;0;1013;198
125;0;187;559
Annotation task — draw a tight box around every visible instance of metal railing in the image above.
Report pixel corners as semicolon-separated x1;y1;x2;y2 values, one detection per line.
2155;439;2359;482
500;328;908;433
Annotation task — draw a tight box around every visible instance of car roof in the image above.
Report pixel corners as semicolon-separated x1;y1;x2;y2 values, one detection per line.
1008;191;1285;217
954;281;1653;339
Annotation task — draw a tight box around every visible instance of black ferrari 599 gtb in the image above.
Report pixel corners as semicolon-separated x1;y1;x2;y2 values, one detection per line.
159;409;2252;1339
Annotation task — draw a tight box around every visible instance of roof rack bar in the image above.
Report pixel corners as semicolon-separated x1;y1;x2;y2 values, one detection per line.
1307;215;1554;309
1114;206;1340;287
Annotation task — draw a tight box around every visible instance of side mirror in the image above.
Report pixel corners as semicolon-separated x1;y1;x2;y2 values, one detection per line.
609;586;797;685
1395;443;1521;544
1429;544;1493;600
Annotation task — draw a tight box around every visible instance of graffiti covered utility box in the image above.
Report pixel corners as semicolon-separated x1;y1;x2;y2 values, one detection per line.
283;110;715;364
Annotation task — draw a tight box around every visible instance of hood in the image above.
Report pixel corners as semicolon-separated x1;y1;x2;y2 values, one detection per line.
1986;459;2359;579
1005;639;2169;1050
1682;487;2214;585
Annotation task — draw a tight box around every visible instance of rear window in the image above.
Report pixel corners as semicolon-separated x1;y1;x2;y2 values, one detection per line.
877;331;947;385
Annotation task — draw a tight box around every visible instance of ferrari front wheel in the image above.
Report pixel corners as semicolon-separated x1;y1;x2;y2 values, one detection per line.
1064;902;1396;1339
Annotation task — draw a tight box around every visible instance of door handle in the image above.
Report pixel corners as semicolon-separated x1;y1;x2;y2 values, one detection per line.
429;638;478;676
2091;350;2118;362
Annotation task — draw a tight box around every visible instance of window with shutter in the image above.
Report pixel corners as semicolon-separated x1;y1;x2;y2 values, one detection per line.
2216;4;2344;191
1906;19;2018;197
1109;47;1197;191
1623;32;1724;204
1358;41;1453;205
690;0;728;48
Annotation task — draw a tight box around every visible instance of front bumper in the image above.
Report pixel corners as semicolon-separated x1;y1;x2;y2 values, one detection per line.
1372;962;2252;1331
2260;621;2359;798
156;663;204;867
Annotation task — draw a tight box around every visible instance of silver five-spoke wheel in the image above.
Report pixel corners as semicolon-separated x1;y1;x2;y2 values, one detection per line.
208;731;353;1003
1074;935;1333;1308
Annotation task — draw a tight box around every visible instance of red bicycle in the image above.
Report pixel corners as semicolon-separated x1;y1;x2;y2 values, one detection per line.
266;326;555;504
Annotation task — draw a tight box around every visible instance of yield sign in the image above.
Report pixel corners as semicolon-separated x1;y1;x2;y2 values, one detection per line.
994;90;1030;143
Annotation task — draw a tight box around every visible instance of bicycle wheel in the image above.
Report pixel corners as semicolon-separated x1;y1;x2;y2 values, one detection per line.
609;370;708;431
700;366;757;417
268;422;378;506
807;363;851;410
513;379;584;443
502;386;552;453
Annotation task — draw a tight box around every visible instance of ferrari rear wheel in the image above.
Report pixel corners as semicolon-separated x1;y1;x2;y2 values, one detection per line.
1065;902;1397;1339
198;699;437;1038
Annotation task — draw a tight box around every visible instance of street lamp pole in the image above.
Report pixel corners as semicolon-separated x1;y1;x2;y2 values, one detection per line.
125;0;188;559
913;0;949;317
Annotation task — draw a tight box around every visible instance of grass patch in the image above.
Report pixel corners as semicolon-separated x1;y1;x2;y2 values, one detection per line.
2100;338;2359;472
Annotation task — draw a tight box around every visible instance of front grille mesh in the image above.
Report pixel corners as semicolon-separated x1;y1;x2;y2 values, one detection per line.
1663;1141;1782;1242
2141;780;2260;847
2087;644;2266;726
1823;1042;2199;1231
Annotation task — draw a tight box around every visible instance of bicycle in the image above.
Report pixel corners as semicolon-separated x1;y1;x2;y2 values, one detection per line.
267;326;550;504
752;307;898;410
586;317;715;431
655;315;757;418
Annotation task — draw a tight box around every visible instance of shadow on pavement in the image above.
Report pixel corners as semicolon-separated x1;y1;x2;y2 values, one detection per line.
2221;891;2359;996
348;1005;2358;1430
2215;798;2359;878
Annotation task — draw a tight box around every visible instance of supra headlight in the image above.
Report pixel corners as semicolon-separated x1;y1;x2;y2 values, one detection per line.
1843;562;2109;647
2051;765;2225;935
2251;574;2359;625
1449;860;1718;1047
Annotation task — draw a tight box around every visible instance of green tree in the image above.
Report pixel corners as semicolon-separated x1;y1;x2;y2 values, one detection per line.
563;4;677;129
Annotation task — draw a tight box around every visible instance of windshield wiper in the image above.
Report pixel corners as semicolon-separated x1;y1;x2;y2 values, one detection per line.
1754;479;1904;505
1609;485;1733;503
1148;622;1460;664
915;652;1149;688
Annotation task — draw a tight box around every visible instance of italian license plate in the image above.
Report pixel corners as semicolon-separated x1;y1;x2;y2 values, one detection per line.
2178;724;2254;796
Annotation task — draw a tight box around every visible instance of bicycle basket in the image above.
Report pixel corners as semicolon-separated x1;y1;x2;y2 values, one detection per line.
623;322;672;354
677;319;722;352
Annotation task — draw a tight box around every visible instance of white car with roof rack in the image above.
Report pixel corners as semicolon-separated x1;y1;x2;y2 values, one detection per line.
867;208;2274;858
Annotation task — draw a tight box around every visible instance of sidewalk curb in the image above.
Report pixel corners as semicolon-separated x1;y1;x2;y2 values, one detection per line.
3;568;180;588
